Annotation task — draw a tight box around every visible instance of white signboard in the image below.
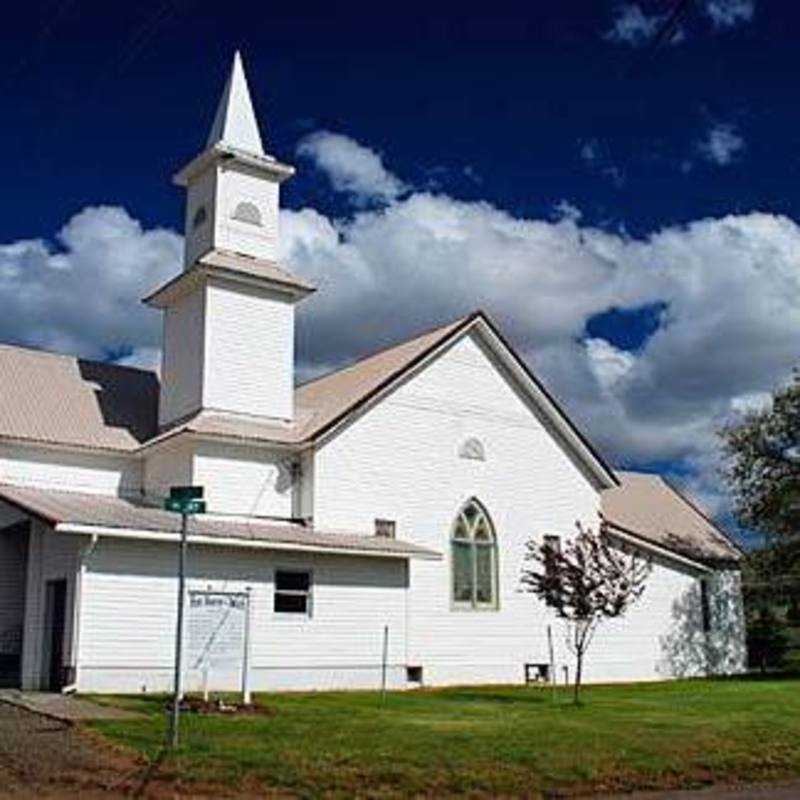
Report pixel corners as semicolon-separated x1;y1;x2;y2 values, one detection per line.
187;590;249;672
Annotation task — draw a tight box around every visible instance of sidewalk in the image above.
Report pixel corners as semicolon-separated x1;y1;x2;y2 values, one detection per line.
0;689;139;722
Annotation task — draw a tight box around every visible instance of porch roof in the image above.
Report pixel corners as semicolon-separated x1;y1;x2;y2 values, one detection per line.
0;483;441;561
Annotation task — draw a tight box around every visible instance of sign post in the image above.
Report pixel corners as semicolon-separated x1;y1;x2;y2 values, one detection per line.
164;486;205;748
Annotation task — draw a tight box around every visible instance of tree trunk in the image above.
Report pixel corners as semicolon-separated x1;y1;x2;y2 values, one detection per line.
573;650;583;705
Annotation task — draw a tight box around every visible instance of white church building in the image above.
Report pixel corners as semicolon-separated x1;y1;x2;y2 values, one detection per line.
0;54;745;694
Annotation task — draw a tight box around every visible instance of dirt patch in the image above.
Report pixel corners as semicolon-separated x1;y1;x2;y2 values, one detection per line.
0;701;141;797
0;702;273;798
172;697;278;716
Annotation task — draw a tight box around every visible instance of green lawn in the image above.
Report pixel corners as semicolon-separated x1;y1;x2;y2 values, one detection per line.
90;677;800;798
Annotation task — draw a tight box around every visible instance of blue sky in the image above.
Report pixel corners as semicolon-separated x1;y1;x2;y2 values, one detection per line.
2;0;798;534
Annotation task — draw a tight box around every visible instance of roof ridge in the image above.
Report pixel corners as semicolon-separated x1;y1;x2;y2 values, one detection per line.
0;341;157;377
296;311;479;390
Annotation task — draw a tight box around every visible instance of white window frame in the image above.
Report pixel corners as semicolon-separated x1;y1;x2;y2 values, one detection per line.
450;499;499;611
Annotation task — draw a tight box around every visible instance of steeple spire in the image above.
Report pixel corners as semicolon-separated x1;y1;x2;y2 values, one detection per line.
206;51;264;155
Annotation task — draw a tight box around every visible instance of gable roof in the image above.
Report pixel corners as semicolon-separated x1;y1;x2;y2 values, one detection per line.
601;471;742;565
0;343;158;452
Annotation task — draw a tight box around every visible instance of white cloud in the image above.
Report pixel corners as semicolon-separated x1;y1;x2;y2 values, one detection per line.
603;4;669;47
0;205;181;359
296;131;406;204
3;135;799;525
704;0;755;29
585;338;636;393
697;123;746;166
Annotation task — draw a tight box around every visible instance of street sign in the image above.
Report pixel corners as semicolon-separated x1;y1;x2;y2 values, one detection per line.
170;485;204;501
164;487;206;516
164;497;206;515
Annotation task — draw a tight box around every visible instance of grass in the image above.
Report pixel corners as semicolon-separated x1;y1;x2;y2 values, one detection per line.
89;676;800;798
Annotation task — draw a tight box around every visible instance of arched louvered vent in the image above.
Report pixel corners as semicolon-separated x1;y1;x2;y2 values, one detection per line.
459;437;486;461
232;201;262;226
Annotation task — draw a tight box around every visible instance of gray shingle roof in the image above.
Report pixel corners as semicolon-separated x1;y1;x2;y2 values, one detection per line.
0;316;469;453
601;471;742;565
148;314;474;448
0;344;158;451
0;483;440;559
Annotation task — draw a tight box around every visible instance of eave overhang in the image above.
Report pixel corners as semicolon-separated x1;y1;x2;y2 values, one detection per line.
173;142;295;187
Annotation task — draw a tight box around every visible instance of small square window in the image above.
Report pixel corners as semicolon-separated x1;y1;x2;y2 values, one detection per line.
406;666;423;684
274;570;312;615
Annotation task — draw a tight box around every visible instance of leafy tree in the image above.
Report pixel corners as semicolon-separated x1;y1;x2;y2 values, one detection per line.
720;370;800;542
721;372;800;670
746;609;791;672
520;522;651;704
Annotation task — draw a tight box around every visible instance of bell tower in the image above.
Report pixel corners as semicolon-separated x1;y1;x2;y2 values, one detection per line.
145;52;314;428
180;51;291;268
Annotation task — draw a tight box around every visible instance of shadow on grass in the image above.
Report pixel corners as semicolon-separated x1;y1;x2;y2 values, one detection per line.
433;689;566;707
701;669;800;684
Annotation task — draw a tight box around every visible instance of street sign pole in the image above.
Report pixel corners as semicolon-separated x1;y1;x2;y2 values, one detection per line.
164;485;205;749
169;510;188;748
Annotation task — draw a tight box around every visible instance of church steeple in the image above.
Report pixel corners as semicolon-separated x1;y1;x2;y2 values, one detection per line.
145;52;314;428
206;50;265;155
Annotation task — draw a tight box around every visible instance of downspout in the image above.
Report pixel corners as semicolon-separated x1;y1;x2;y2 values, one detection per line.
62;533;99;695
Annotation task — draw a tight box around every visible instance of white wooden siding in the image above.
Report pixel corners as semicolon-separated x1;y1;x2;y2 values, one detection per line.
77;537;407;693
312;331;743;685
184;167;216;267
159;288;205;427
313;332;601;685
0;445;140;496
216;164;280;262
191;442;293;517
202;280;294;421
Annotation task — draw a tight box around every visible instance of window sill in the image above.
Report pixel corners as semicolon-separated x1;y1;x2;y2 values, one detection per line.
450;603;500;613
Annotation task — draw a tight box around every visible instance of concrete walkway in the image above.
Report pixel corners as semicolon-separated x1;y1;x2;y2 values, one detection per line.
0;690;139;722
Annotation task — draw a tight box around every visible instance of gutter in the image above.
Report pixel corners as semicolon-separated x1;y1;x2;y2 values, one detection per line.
55;523;442;562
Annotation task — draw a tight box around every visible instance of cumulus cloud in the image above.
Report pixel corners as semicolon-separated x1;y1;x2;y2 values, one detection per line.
296;131;407;204
697;123;746;166
279;189;800;478
704;0;755;29
0;205;180;359
3;135;799;527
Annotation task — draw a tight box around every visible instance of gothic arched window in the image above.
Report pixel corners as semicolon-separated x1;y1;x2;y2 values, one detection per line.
451;499;498;608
